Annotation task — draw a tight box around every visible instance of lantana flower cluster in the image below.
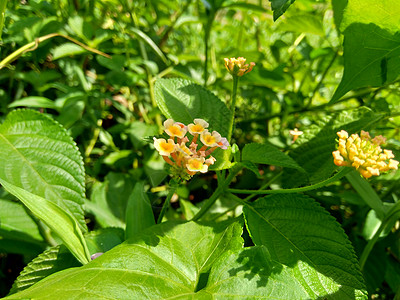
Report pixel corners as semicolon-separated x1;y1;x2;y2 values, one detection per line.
153;118;229;180
224;57;255;77
332;130;399;178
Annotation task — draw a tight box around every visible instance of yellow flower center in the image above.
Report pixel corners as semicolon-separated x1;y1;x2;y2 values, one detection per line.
192;124;204;133
160;141;174;153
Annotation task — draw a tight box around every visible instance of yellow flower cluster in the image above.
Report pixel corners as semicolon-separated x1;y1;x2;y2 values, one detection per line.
153;118;229;180
224;57;255;77
332;130;399;178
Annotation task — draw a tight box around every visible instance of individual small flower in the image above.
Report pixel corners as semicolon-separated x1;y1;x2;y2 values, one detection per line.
205;156;216;166
224;57;255;77
154;138;176;156
164;119;187;139
186;157;208;173
188;118;209;135
200;130;221;147
332;130;398;178
91;252;104;260
217;137;230;150
289;128;303;142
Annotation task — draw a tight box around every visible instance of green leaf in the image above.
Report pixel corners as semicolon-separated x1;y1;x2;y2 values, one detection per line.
126;121;158;149
222;1;268;13
96;54;125;71
331;0;348;30
268;0;296;21
8;97;59;110
340;0;400;34
202;246;309;298
331;23;400;103
242;142;305;172
345;170;385;218
9;245;80;295
0;198;43;242
0;182;90;264
5;221;243;299
125;182;155;240
52;43;87;60
0;109;87;232
283;107;383;187
155;78;232;137
280;14;325;36
84;228;124;255
85;182;125;229
243;193;368;299
105;172;136;221
129;26;168;64
331;0;400;103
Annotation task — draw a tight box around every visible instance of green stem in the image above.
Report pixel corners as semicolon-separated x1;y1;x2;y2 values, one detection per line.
227;75;239;143
0;33;110;70
209;172;283;221
157;180;179;223
0;0;7;40
203;11;216;86
228;167;351;195
359;201;400;270
130;11;162;129
192;164;243;221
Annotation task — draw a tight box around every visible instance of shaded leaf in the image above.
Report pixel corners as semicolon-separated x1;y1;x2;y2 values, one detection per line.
269;0;296;21
242;143;305;172
9;245;80;295
8;97;59;110
125;182;155;240
0;198;42;242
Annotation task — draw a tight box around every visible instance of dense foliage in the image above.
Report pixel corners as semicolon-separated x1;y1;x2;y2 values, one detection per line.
0;0;399;299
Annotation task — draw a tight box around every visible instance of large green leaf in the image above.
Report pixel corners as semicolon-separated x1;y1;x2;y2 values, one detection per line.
242;142;305;172
331;24;400;103
340;0;400;34
283;107;383;187
155;78;232;137
0;110;87;232
5;221;244;299
331;0;400;103
243;194;368;299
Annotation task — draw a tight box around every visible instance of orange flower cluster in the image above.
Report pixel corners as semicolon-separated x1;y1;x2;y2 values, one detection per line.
224;57;255;77
153;118;229;180
332;130;399;178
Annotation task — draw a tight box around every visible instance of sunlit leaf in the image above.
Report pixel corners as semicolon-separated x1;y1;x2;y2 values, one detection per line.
244;193;368;299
